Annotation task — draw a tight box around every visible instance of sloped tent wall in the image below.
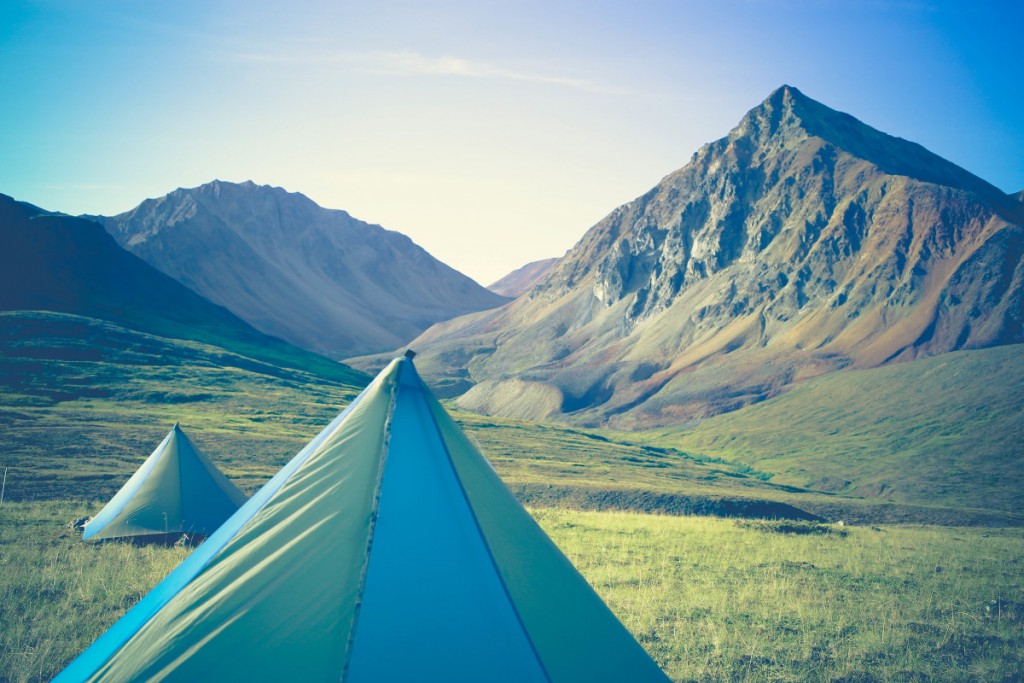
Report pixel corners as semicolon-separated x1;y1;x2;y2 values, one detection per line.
58;357;669;682
82;424;247;542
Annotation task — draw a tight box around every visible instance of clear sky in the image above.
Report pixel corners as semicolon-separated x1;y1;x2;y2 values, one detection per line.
2;1;1022;285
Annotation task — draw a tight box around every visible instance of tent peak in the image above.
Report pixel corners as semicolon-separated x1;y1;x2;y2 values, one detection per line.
404;349;416;359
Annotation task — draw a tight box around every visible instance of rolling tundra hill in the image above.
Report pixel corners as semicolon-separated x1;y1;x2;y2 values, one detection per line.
391;86;1024;429
94;181;509;358
646;343;1024;515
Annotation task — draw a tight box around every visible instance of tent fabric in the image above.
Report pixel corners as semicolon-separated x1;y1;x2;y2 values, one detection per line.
344;361;549;682
82;424;247;542
57;356;670;683
428;392;669;682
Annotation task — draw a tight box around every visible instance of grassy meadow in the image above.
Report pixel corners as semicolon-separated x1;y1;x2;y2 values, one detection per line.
0;311;365;501
0;503;190;682
2;502;1021;682
542;510;1023;682
2;310;1023;681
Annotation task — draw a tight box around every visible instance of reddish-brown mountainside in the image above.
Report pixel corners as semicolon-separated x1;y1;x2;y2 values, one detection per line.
392;86;1024;428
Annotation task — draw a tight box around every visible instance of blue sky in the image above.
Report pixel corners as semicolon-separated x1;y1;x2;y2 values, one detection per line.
2;0;1022;284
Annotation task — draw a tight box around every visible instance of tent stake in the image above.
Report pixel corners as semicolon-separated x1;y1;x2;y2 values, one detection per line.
0;467;7;508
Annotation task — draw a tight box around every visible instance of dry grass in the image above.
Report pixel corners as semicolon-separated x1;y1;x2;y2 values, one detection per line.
536;508;1024;682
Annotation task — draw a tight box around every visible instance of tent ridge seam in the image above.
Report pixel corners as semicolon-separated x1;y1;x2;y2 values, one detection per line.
338;372;400;683
426;386;554;683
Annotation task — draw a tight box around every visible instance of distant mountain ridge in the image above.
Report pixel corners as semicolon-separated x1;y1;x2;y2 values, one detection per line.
394;86;1024;428
94;181;509;358
0;192;365;385
488;258;560;297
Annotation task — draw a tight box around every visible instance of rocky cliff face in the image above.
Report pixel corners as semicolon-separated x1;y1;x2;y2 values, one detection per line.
400;86;1024;428
96;181;509;358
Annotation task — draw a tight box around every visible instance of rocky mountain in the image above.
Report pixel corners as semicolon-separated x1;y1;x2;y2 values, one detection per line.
389;86;1024;428
0;192;365;385
94;181;509;358
488;258;560;297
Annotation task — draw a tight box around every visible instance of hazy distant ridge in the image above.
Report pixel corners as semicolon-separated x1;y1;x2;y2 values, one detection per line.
488;258;559;297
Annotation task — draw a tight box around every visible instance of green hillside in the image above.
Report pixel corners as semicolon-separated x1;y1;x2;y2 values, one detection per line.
3;310;1016;528
0;311;366;500
647;345;1024;515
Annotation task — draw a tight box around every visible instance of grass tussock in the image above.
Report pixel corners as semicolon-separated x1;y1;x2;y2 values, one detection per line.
0;501;189;682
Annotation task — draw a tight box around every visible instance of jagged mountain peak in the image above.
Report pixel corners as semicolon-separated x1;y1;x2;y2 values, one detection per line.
403;88;1024;429
117;180;360;242
727;83;806;141
726;86;1006;203
103;180;422;265
181;179;321;208
552;85;1017;318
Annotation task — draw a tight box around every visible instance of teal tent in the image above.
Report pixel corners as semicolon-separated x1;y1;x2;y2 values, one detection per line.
82;424;246;543
58;354;669;682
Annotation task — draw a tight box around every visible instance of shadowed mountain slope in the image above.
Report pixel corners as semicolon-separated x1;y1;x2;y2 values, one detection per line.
94;181;509;358
386;86;1024;428
0;192;365;385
